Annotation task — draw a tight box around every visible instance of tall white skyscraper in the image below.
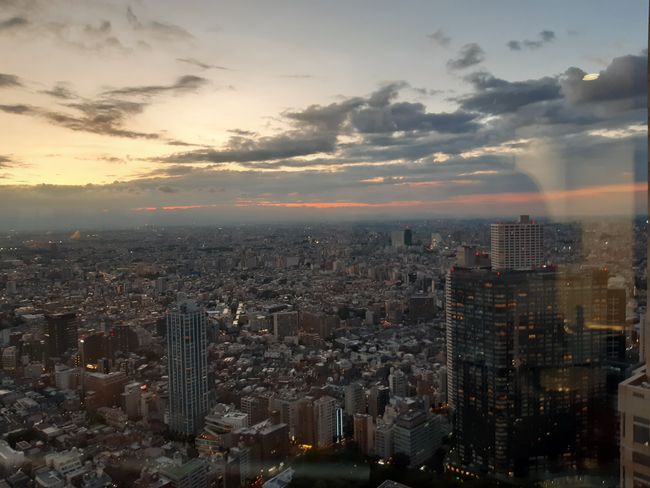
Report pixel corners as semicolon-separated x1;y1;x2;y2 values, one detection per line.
490;215;543;270
167;301;209;436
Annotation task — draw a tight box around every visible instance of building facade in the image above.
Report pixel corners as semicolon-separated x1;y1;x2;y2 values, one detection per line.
490;215;543;271
167;301;210;436
619;366;650;488
446;266;624;477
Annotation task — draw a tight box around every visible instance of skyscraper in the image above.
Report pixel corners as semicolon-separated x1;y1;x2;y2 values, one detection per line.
490;215;543;270
167;301;210;436
446;266;623;477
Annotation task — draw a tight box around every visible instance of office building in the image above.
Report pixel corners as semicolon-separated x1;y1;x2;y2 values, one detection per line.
167;301;210;436
45;313;78;360
446;266;624;477
392;410;440;467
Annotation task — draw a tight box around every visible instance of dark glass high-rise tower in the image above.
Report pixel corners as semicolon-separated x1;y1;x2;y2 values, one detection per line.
446;266;624;478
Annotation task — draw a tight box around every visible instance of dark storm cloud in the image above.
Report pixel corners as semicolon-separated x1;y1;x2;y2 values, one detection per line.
507;30;556;51
102;75;209;97
458;71;562;114
561;53;647;105
0;73;22;87
0;16;28;31
447;43;485;70
428;29;450;47
177;57;230;70
126;6;193;41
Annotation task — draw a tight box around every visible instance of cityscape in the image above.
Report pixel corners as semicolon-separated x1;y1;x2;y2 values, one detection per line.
0;1;649;488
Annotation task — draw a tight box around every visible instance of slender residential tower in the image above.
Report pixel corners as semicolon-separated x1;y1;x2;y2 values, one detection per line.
167;301;209;435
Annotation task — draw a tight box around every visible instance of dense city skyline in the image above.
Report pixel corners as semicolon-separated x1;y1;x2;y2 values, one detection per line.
0;0;647;229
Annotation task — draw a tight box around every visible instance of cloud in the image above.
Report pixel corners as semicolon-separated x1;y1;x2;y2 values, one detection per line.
284;97;365;131
41;20;131;54
0;155;20;168
126;6;192;41
507;30;556;50
459;71;561;114
228;129;257;136
41;82;78;100
351;103;478;134
428;29;450;47
159;83;483;167
84;20;111;36
102;75;209;97
0;44;646;226
0;100;160;139
0;104;31;114
0;16;28;31
560;53;647;106
164;132;337;165
177;57;230;70
447;43;485;70
1;75;210;141
0;73;21;88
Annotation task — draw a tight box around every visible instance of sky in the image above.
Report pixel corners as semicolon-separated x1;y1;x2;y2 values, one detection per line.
0;0;647;229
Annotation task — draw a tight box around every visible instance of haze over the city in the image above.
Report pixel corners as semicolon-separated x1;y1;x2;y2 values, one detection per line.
0;0;647;229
